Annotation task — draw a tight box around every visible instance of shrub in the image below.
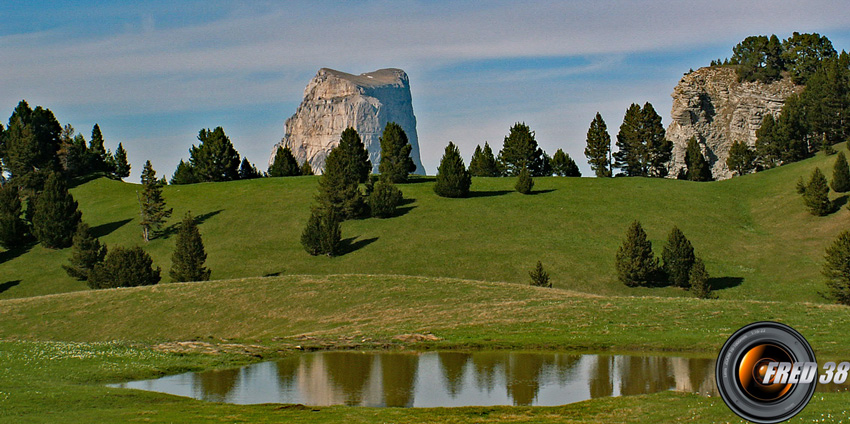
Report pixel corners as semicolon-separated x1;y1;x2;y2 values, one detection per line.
369;179;403;218
88;246;161;289
823;230;850;305
689;258;715;299
661;226;695;288
615;220;659;287
799;167;832;216
301;208;342;256
62;223;106;281
434;142;471;198
515;166;534;194
169;212;211;282
529;261;551;287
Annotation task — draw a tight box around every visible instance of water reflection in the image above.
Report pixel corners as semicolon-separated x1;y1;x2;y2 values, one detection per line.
110;351;841;407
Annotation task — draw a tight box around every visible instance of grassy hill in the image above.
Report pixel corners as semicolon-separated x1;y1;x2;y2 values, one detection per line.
0;146;847;302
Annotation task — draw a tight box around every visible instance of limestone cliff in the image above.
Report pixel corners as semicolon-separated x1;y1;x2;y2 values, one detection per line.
666;67;802;179
270;68;424;175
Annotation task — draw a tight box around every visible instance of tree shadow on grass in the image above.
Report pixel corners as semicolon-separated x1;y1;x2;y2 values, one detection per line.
340;236;378;255
710;277;744;291
91;218;133;238
0;280;20;294
263;272;283;277
527;189;556;195
833;195;848;211
468;190;512;198
404;176;436;184
0;241;36;263
160;210;224;239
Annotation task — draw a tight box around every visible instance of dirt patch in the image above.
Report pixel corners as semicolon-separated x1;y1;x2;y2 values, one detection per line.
392;333;441;343
153;341;269;356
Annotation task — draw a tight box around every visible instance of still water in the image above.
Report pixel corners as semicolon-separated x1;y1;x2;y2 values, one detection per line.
111;352;731;407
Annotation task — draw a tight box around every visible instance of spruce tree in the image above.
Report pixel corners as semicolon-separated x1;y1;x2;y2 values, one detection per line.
300;160;314;176
756;114;781;168
614;104;645;176
170;160;197;185
434;142;471;198
832;151;850;193
515;165;534;194
550;149;581;177
31;172;82;249
62;222;106;281
642;103;672;178
378;122;416;183
585;112;612;177
316;138;365;219
727;140;757;176
369;178;403;218
138;161;172;242
824;230;850;305
615;220;659;287
189;127;241;182
468;142;500;177
498;123;545;176
684;137;712;181
337;128;372;183
0;183;28;249
800;167;832;216
238;158;261;180
301;208;342;256
88;124;108;172
689;258;714;299
3;115;40;187
111;143;131;180
268;146;300;177
529;261;551;287
169;212;211;282
88;246;161;289
661;226;696;288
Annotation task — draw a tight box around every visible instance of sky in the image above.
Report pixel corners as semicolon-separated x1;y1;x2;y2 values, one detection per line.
2;1;850;181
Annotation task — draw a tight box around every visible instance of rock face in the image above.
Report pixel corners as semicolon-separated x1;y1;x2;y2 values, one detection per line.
666;67;802;179
271;68;424;175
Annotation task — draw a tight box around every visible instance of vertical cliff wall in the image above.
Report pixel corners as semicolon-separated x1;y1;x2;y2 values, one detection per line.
270;68;424;175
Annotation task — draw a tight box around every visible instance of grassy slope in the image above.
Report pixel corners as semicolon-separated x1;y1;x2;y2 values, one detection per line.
1;147;847;302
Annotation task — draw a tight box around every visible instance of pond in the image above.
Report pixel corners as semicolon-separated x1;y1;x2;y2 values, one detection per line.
108;351;844;407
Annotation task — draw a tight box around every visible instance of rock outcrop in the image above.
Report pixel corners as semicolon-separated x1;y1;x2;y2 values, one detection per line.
666;67;802;179
270;68;424;175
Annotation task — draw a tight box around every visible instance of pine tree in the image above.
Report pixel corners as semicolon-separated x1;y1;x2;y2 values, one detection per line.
689;258;714;299
550;149;581;177
169;212;211;282
378;122;416;183
756;114;781;168
301;207;342;256
614;104;645;176
515;165;534;194
300;160;314;176
238;158;261;180
316;137;365;219
110;143;131;180
268;146;300;177
138;161;172;242
642;103;673;178
31;172;82;249
498;123;545;176
684;137;712;181
3;115;40;187
189;127;241;182
824;230;850;305
585;112;612;177
615;220;659;287
170;160;197;185
368;178;403;218
661;226;696;288
727;140;757;176
88;246;161;289
337;128;373;183
62;222;106;281
529;261;551;287
832;151;850;193
800;167;832;216
0;183;28;249
434;142;471;198
468;142;500;177
88;124;108;172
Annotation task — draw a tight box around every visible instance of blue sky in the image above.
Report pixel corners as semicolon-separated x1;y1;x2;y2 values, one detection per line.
2;1;850;180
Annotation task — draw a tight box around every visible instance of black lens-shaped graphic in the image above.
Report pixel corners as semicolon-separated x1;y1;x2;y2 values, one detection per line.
716;322;817;424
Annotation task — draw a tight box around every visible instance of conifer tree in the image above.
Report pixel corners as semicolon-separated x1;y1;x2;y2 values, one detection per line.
614;104;645;176
368;178;403;218
661;226;696;288
3;115;40;187
642;103;673;177
378;122;416;183
301;208;342;256
316;138;365;219
111;143;131;180
684;137;712;181
727;140;757;176
498;123;545;176
468;142;500;177
550;149;581;177
824;230;850;305
31;172;82;249
62;222;106;281
585;112;612;177
170;160;197;185
238;158;261;180
336;128;372;183
268;146;300;177
529;261;551;287
756;114;780;167
2;101;61;189
138;161;172;242
515;165;534;194
0;183;28;249
799;167;832;216
434;142;471;198
88;124;108;172
169;212;211;282
689;258;714;299
615;220;659;287
832;151;850;193
88;246;161;289
300;160;314;176
189;127;241;182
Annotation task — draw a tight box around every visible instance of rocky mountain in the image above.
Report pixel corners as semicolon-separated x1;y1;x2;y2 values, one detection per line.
666;67;802;179
270;68;424;175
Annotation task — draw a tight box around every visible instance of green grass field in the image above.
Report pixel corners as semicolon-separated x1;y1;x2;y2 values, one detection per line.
1;146;848;303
